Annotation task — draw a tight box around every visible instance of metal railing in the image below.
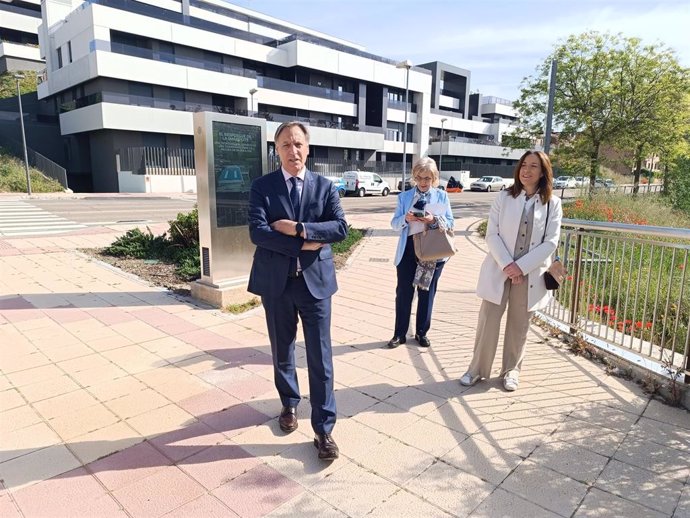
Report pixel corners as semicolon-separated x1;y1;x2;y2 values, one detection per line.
539;220;690;384
0;137;68;189
118;147;195;176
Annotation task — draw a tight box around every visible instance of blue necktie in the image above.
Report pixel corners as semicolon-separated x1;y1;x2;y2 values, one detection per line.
289;176;301;218
289;177;300;276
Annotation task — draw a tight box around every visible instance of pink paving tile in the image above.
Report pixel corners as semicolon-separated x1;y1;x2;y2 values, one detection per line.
160;318;201;336
178;388;241;418
0;296;35;310
179;440;261;490
0;313;7;324
2;308;46;323
12;467;126;518
86;307;136;326
112;466;206;518
0;248;21;257
212;464;303;518
132;307;173;327
88;440;172;491
199;403;271;438
149;420;226;463
163;494;239;518
217;375;275;402
176;329;238;351
43;308;93;324
0;494;21;518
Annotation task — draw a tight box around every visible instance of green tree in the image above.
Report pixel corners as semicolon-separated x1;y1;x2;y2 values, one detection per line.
0;71;38;99
515;32;627;188
614;39;690;194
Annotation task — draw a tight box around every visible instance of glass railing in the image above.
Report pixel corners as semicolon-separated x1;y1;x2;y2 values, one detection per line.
387;98;417;113
0;3;41;17
481;96;513;107
257;77;354;103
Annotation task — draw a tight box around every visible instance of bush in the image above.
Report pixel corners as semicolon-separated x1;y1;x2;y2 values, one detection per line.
168;207;199;248
668;156;690;215
104;228;168;259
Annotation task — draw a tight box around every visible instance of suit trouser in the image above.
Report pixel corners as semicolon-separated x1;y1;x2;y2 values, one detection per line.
468;278;533;379
394;236;446;337
262;276;336;435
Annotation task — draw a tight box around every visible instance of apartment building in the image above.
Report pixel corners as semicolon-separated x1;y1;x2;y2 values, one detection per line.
0;0;43;72
36;0;525;191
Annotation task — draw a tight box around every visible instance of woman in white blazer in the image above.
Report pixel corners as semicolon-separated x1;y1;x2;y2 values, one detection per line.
460;151;562;391
387;157;454;349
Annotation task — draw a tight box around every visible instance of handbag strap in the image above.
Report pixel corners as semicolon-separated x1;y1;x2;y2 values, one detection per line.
541;201;550;243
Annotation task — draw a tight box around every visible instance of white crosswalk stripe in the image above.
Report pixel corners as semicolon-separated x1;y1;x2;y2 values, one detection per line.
0;201;87;237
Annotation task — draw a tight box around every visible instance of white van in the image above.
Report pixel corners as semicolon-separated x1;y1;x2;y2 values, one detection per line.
342;170;391;197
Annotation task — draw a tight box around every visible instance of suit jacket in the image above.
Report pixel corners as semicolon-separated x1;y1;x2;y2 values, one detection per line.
390;187;455;266
476;190;562;311
247;169;348;300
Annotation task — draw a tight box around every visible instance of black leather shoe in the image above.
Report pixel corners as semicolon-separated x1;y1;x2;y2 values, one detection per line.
314;433;339;460
386;335;406;348
278;406;298;433
415;334;431;347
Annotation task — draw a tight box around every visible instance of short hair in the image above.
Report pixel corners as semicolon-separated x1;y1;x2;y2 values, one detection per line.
411;157;440;187
508;150;554;203
274;121;310;143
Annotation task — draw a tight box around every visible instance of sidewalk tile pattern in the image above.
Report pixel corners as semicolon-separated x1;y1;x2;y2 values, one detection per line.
1;212;689;517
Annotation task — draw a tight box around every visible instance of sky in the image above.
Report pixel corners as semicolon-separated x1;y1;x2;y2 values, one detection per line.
231;0;690;101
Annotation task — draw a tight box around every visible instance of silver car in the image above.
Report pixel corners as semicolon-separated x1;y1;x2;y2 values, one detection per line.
554;176;576;189
469;176;506;192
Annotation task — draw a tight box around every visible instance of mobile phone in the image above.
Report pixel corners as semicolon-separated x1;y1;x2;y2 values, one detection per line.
411;210;425;217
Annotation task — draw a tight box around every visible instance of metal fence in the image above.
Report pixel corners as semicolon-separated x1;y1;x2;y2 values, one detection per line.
118;147;195;175
538;220;690;384
0;137;69;189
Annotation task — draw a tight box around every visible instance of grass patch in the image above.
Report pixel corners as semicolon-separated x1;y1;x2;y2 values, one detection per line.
223;297;261;314
0;149;64;193
476;220;488;238
331;225;364;255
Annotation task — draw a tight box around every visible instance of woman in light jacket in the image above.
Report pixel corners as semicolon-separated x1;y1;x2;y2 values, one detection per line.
460;151;562;391
387;157;454;349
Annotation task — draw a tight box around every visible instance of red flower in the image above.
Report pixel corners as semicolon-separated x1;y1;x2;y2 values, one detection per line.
567;275;573;281
679;264;685;270
645;322;653;329
635;321;643;329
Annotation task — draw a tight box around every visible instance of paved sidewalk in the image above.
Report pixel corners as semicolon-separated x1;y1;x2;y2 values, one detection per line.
1;210;689;518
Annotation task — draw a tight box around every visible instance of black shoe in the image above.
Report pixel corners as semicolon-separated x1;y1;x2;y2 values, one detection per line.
314;433;339;460
386;335;406;348
415;334;431;347
278;406;298;433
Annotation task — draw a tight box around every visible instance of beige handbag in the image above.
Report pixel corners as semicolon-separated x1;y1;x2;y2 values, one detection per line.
413;222;456;261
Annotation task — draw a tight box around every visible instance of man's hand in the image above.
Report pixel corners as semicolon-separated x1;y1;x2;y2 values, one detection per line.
503;262;523;281
270;219;299;236
301;241;323;251
511;274;525;285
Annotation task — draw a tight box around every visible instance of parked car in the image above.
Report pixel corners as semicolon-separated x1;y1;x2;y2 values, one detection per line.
217;165;249;192
574;176;585;187
469;176;506;192
324;176;346;198
553;176;577;189
342;170;390;197
398;178;413;191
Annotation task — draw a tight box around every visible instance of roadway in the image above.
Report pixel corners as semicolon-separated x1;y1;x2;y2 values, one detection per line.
0;190;506;237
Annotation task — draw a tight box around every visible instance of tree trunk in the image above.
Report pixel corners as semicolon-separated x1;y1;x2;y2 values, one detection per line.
588;147;599;198
633;143;643;196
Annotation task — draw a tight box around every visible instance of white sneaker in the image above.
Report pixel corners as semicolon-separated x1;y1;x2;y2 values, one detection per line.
503;375;519;391
459;372;481;386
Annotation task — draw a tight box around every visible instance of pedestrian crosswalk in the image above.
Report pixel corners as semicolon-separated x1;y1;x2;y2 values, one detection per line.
0;200;86;237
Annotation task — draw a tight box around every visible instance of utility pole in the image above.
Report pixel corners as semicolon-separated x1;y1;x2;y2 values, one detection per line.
14;74;32;195
544;60;557;155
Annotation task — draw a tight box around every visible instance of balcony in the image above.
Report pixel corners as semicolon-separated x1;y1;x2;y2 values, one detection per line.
387;98;417;113
257;76;354;103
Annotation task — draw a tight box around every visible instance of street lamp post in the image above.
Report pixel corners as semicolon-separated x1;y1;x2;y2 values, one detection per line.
14;74;31;196
396;60;412;191
249;88;258;115
439;117;447;173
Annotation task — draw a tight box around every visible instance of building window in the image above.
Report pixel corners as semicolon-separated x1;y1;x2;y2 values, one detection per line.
57;47;63;69
68;41;73;63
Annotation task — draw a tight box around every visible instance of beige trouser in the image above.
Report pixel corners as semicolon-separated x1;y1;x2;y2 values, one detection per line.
468;278;533;379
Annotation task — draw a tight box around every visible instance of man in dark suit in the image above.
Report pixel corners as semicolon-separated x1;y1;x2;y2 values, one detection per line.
248;122;348;461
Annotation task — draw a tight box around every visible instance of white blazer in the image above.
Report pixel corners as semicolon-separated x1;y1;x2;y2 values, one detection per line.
476;190;562;311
